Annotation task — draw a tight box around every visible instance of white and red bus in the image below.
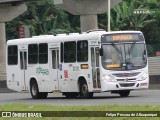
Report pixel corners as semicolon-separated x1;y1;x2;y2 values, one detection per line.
6;30;149;99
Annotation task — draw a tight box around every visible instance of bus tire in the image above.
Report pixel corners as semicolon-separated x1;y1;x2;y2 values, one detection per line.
119;90;130;97
79;82;93;98
30;81;48;99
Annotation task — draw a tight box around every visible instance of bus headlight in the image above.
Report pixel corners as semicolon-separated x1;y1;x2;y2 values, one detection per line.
139;72;148;81
102;74;116;82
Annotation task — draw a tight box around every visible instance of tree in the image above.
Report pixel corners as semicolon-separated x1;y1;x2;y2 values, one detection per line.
6;0;76;39
6;19;20;40
137;0;160;56
22;0;72;36
111;0;155;31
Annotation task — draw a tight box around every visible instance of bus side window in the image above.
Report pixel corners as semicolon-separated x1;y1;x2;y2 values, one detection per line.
52;50;56;69
20;52;23;69
91;47;99;67
64;41;76;63
20;51;27;70
28;44;38;64
96;47;99;67
60;42;63;63
8;45;18;65
91;48;95;67
39;43;48;64
77;40;88;62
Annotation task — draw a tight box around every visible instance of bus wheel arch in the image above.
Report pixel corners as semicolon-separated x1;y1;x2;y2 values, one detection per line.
78;77;93;98
30;78;48;99
30;78;37;88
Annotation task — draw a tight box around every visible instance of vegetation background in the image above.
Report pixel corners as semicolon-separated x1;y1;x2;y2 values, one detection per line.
6;0;160;57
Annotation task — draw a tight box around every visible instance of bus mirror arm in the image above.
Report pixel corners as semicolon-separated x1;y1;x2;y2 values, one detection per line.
100;48;103;56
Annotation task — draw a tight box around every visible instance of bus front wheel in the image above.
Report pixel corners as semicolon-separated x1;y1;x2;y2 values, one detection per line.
30;81;48;99
79;82;93;98
119;90;130;97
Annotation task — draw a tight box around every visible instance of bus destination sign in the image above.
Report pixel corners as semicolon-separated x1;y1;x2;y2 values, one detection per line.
101;33;144;43
112;35;133;40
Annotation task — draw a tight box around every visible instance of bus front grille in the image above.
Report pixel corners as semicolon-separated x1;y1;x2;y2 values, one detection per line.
113;72;140;77
117;78;136;82
119;83;135;87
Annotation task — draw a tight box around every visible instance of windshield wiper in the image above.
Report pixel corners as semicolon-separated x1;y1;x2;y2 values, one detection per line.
128;41;136;54
111;43;123;61
111;43;122;55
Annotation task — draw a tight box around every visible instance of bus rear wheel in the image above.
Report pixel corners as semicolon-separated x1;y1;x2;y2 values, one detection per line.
119;90;130;97
79;82;93;98
30;81;48;99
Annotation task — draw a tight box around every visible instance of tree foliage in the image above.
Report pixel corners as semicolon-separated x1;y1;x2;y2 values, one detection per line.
23;0;75;35
6;0;76;39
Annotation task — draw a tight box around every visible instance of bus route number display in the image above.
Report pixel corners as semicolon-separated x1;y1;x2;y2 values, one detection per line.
112;35;132;40
101;33;143;43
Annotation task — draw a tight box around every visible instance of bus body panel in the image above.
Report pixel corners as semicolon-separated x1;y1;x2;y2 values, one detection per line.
6;30;149;96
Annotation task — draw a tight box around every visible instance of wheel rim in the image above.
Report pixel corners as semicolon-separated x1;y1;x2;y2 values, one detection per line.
32;83;37;96
82;84;88;94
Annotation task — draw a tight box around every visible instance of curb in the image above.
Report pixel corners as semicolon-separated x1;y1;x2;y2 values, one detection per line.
0;80;7;88
0;88;16;93
0;80;16;93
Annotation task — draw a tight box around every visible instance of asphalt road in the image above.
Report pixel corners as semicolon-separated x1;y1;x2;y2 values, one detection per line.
0;90;159;105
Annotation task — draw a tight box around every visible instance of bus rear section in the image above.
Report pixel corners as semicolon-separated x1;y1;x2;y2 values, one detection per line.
6;44;28;92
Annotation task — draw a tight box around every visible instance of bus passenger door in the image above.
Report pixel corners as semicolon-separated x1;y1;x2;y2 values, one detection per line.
50;49;59;91
19;50;27;91
91;47;101;90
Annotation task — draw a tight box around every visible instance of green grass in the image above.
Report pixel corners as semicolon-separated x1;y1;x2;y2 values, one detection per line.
0;104;160;111
0;104;160;120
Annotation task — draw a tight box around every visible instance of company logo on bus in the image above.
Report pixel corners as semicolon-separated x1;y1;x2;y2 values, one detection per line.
36;67;49;75
125;78;129;82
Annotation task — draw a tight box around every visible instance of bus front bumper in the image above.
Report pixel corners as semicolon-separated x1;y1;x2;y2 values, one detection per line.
101;80;149;92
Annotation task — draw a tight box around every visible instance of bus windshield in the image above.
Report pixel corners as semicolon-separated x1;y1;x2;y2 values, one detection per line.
101;43;147;70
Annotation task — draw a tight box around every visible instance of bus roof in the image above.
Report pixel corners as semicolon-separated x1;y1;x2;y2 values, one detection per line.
7;30;143;45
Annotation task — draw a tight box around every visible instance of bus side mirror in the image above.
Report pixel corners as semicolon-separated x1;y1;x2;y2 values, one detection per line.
143;50;147;60
100;48;103;56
